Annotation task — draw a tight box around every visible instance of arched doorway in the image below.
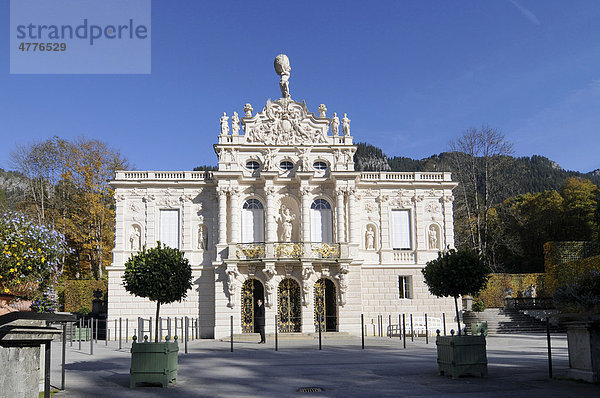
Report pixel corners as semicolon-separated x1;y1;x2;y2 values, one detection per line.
241;279;265;333
314;278;337;332
278;278;301;332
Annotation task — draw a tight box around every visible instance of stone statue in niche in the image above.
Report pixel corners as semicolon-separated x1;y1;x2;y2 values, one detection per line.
231;112;240;135
428;225;439;250
341;113;351;136
129;225;141;251
331;112;340;136
278;205;296;242
365;226;375;250
198;224;208;250
274;54;291;98
297;147;311;171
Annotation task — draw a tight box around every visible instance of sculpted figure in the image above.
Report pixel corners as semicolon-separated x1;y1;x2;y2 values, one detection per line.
220;112;229;135
274;54;291;98
278;205;296;242
331;112;340;136
198;225;208;250
366;226;375;250
231;112;240;135
244;103;253;117
129;226;141;251
297;147;311;171
341;113;351;136
428;225;438;249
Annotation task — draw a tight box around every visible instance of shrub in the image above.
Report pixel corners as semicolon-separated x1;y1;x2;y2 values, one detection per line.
0;211;69;297
553;270;600;314
62;279;107;313
123;242;192;343
422;249;490;335
472;298;486;312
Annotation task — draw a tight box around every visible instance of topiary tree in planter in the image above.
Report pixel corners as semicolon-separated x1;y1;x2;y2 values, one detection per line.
123;242;193;343
422;249;489;335
422;249;491;379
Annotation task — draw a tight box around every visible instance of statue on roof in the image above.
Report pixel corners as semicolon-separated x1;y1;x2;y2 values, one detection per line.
274;54;291;98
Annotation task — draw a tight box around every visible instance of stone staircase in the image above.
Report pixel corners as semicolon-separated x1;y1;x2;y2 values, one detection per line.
462;308;564;334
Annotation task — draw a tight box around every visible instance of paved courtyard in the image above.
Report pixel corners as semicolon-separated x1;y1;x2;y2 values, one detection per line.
50;333;598;397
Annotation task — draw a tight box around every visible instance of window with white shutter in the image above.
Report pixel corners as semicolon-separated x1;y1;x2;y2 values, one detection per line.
242;199;264;243
159;209;180;249
391;210;411;250
311;199;333;243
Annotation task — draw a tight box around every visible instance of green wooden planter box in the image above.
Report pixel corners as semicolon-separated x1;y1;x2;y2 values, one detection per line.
130;336;179;388
436;334;488;379
73;327;90;341
472;322;488;337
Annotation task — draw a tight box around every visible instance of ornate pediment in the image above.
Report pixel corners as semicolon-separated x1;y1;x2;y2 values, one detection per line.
241;98;331;146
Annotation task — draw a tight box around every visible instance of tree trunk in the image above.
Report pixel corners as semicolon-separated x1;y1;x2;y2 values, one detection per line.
454;296;462;336
155;302;160;343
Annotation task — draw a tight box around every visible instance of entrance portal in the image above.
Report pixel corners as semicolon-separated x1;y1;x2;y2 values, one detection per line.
241;279;264;333
277;278;302;332
314;278;337;332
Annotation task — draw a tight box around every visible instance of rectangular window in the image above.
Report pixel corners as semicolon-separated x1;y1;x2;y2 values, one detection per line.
159;209;180;249
391;210;411;249
399;276;411;299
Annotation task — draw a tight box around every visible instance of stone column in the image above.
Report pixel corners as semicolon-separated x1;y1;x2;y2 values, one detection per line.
336;187;346;243
300;186;311;242
348;188;358;244
230;187;240;244
265;186;277;242
217;187;228;245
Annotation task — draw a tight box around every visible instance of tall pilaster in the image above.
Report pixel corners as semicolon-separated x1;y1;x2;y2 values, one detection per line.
217;186;228;245
348;188;358;244
265;186;277;242
336;187;346;243
300;185;311;241
230;187;240;243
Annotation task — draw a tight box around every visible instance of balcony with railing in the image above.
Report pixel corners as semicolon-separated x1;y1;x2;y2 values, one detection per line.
232;242;343;261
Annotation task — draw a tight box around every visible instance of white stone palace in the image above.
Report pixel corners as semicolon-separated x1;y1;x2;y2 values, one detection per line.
107;55;458;339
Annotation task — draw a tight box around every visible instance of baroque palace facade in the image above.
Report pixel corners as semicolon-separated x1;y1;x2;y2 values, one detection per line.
107;55;458;339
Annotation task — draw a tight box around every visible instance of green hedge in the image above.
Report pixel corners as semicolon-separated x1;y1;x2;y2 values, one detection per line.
476;273;546;308
61;279;108;313
544;254;600;295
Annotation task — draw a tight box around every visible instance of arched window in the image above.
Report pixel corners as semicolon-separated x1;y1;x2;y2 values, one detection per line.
310;199;333;243
313;161;328;171
245;160;260;171
242;199;264;242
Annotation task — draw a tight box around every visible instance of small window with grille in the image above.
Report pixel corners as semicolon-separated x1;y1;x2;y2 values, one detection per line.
246;160;260;171
280;160;294;171
313;161;328;171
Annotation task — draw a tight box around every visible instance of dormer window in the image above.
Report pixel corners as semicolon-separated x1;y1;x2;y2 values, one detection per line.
246;160;260;171
280;161;294;171
313;161;328;171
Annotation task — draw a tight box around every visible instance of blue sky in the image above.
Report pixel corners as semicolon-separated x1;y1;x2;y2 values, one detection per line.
1;0;599;173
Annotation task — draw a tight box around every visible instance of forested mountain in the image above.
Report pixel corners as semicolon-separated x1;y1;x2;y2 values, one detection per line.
0;168;28;209
354;142;600;198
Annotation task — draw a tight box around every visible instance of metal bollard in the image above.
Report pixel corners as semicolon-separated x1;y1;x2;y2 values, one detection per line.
402;314;406;349
168;317;172;339
196;317;199;339
114;319;117;343
105;328;108;345
398;314;402;341
318;315;322;350
174;318;178;339
230;315;233;353
410;314;414;342
388;314;391;338
95;318;98;343
149;317;153;342
89;318;93;355
185;317;189;354
126;318;129;343
425;314;429;344
546;317;553;378
443;313;447;336
61;323;66;390
119;317;122;350
361;314;365;349
275;314;278;351
78;318;82;350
